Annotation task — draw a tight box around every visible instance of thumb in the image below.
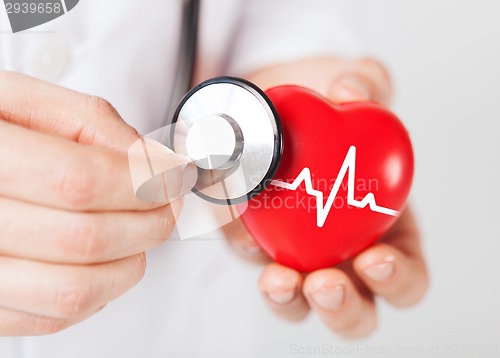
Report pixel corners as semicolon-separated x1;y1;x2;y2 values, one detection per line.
327;60;393;106
0;71;139;152
328;74;373;104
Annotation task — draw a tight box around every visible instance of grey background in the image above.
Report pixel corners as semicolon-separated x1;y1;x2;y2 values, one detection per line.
333;0;500;355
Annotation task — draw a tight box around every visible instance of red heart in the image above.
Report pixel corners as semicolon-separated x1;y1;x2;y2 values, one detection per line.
240;86;414;272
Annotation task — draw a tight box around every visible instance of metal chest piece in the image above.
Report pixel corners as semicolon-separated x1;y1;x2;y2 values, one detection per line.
171;77;283;205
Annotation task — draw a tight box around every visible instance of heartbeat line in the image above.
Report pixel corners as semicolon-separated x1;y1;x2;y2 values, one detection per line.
270;146;399;227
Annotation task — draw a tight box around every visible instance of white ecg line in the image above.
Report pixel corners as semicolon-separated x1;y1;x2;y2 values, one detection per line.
270;146;399;228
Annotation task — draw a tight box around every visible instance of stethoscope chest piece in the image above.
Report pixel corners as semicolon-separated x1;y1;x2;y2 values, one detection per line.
171;77;283;204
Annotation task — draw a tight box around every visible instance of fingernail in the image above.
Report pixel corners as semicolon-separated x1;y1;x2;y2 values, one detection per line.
362;262;395;282
129;138;198;202
239;233;263;255
97;304;107;312
310;284;345;311
241;244;262;255
329;76;371;103
267;289;296;305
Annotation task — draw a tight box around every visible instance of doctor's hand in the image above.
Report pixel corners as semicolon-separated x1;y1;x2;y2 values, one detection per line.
223;57;428;339
0;72;196;336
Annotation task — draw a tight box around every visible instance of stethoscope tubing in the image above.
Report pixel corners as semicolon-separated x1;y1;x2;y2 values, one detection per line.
166;0;200;124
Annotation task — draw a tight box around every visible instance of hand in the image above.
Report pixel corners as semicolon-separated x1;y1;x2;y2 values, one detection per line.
0;72;196;336
223;57;428;339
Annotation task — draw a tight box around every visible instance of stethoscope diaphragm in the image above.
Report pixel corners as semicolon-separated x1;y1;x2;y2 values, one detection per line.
170;76;283;205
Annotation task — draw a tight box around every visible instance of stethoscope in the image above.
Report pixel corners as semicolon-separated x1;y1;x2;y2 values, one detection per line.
165;0;283;205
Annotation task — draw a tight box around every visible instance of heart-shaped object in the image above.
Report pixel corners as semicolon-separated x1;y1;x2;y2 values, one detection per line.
240;86;414;272
4;0;79;33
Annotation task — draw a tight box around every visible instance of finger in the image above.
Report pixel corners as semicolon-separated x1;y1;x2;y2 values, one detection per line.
0;197;181;264
222;219;270;264
258;263;309;321
0;304;106;336
353;209;429;307
303;268;377;339
0;121;196;211
327;59;393;106
0;253;146;319
0;71;138;151
245;57;392;106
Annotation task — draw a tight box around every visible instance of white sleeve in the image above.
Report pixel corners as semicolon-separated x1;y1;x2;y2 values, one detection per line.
227;0;369;76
